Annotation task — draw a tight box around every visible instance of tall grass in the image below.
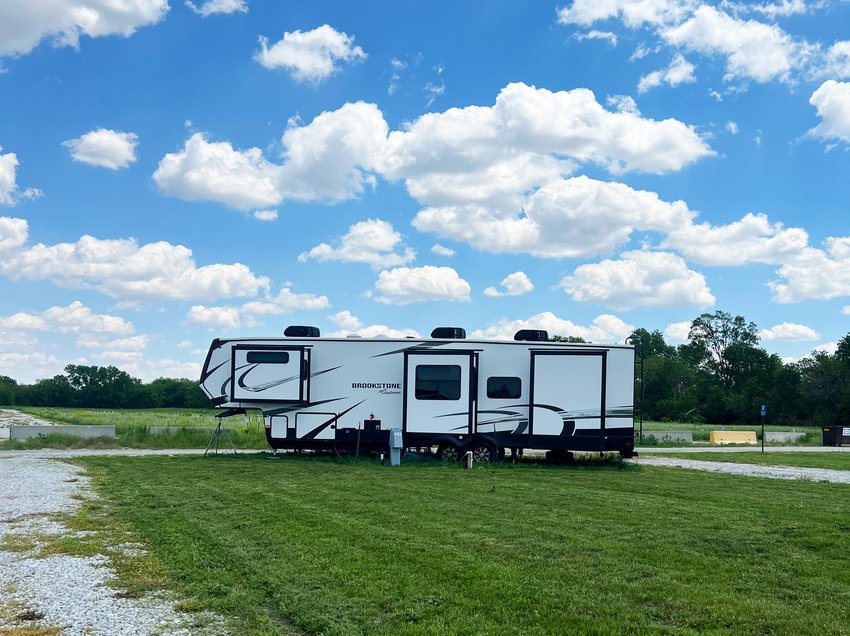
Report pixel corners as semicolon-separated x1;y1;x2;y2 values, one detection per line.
5;407;267;449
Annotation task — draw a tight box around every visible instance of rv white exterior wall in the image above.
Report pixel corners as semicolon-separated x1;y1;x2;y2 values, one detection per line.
199;337;635;454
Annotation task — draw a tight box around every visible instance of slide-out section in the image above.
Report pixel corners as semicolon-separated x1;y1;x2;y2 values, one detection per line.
530;350;605;441
231;345;310;403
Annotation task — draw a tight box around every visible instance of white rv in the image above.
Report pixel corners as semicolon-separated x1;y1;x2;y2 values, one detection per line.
199;326;637;461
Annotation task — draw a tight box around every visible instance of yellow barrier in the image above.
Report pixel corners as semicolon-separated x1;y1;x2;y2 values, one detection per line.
710;430;757;445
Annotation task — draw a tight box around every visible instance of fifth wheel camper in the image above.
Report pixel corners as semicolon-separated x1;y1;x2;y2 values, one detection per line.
199;326;637;461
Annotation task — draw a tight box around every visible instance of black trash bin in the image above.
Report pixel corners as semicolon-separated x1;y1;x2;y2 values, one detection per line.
822;426;850;446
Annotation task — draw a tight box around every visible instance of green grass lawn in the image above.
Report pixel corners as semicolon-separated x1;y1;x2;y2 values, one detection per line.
651;452;850;471
77;454;850;635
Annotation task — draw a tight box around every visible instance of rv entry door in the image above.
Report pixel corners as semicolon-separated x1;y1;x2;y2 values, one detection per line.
403;351;476;435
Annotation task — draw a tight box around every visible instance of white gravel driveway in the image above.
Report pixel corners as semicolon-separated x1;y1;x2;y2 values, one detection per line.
633;456;850;484
0;455;227;635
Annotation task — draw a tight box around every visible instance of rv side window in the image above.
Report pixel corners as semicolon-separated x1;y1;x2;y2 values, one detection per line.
246;351;290;364
415;365;461;400
486;376;521;399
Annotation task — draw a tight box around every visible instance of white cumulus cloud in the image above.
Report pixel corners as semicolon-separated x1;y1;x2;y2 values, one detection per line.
384;82;714;197
77;334;149;355
768;236;850;303
240;286;330;316
664;320;692;342
820;41;850;80
560;250;716;310
186;305;241;330
327;310;363;331
253;209;278;221
0;216;28;251
154;103;388;210
326;311;419;338
759;322;820;341
0;0;168;62
0;351;71;383
663;212;812;266
63;128;139;170
152;133;283;210
0;148;42;206
185;0;247;17
557;0;695;29
0;234;270;301
254;24;366;84
414;175;695;258
372;266;471;305
152;83;712;225
560;1;850;88
483;272;534;297
298;219;415;270
431;244;456;257
806;80;850;145
277;102;387;202
470;312;635;343
661;5;810;84
0;301;133;335
637;53;696;93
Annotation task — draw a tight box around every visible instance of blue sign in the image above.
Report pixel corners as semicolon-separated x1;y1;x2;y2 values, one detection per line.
760;405;767;416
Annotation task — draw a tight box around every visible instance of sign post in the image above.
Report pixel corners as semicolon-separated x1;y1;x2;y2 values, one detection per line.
760;405;767;453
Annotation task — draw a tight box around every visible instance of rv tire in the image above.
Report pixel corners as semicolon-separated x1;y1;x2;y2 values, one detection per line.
470;441;497;463
437;443;461;462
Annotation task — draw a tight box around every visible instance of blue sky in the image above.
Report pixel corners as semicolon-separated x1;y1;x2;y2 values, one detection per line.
1;0;849;384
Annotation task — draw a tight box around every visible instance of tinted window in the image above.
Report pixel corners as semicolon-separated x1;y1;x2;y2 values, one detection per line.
246;351;290;364
487;376;521;399
415;365;461;400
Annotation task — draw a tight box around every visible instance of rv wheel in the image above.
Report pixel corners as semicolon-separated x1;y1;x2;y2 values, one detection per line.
470;441;496;463
437;444;461;462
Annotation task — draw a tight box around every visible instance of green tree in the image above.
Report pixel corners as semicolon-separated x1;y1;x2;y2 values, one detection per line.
551;335;588;343
148;377;209;408
688;311;759;386
642;357;700;422
629;328;676;359
0;375;17;406
796;346;850;427
21;375;76;406
64;364;143;408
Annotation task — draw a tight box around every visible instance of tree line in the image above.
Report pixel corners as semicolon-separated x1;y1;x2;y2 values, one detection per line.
1;310;848;426
628;311;850;427
0;365;209;409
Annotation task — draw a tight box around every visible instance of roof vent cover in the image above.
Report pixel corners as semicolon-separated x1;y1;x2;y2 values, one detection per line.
514;329;548;341
430;327;466;339
284;325;321;338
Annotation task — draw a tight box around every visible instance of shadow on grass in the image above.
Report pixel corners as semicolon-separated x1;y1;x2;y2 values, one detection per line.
240;448;637;472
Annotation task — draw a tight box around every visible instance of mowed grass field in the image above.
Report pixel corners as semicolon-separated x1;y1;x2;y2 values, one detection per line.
78;454;850;635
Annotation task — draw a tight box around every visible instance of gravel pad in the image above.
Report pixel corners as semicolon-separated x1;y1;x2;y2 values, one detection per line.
0;456;226;635
635;456;850;483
